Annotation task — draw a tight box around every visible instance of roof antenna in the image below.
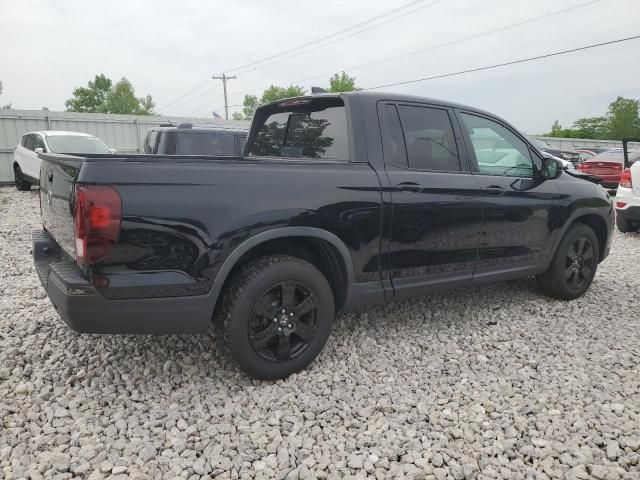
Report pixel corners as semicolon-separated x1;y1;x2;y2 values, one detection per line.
311;86;328;94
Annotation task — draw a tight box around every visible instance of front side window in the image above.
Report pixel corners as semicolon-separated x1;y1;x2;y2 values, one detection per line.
397;105;461;171
176;132;235;155
24;135;35;150
33;135;46;151
461;113;534;177
248;100;348;160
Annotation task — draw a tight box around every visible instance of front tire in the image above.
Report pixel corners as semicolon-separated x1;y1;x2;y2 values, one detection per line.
536;224;599;300
14;165;31;191
215;255;335;380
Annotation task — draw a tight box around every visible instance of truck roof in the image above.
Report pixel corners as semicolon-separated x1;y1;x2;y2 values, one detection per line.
262;90;498;118
149;125;249;134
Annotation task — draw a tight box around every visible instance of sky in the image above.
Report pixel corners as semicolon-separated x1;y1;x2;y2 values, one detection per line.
1;0;639;134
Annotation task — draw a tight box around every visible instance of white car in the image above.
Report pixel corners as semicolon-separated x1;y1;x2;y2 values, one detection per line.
615;160;640;232
13;131;114;191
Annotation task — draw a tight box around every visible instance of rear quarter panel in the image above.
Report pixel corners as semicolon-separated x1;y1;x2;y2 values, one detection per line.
78;158;383;299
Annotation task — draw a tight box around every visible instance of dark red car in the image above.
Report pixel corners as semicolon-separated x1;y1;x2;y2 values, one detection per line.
576;150;640;188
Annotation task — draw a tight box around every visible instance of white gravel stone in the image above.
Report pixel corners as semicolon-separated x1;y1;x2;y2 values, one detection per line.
1;186;639;479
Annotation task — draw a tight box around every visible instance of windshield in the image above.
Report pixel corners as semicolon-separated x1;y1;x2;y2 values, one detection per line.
46;135;111;154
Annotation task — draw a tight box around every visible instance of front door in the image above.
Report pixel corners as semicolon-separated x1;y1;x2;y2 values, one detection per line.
378;102;483;301
455;110;562;281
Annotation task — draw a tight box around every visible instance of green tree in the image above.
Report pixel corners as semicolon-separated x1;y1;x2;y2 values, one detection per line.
328;72;358;92
65;74;155;115
138;94;156;115
260;85;306;104
571;116;609;139
65;74;112;113
606;97;640;140
233;94;259;120
234;85;305;120
548;120;563;137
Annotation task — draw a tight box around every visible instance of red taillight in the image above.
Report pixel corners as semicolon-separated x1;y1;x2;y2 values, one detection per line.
620;169;633;189
74;185;121;265
616;201;627;208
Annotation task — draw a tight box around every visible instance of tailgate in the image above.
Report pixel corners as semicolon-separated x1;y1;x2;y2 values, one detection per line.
39;154;83;257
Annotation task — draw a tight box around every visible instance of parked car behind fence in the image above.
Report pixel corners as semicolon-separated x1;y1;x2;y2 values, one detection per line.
143;124;248;156
13;131;114;191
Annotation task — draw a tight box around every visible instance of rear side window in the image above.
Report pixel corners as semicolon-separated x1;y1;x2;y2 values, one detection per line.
176;132;235;155
397;105;461;171
380;104;408;167
248;99;348;160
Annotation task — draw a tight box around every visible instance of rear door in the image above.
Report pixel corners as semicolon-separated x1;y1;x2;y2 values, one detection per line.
20;134;38;178
31;134;47;179
378;102;482;301
455;110;561;280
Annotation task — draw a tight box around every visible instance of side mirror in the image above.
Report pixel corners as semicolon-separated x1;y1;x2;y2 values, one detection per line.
541;156;560;179
109;148;117;154
34;147;44;154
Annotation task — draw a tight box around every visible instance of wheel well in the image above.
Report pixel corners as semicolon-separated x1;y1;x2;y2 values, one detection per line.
573;214;608;262
227;236;349;311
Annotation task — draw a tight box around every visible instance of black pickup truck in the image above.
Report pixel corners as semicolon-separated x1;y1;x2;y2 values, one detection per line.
34;91;614;379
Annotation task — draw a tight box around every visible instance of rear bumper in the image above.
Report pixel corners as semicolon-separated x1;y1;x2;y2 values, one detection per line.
615;186;640;222
33;230;212;334
616;206;640;223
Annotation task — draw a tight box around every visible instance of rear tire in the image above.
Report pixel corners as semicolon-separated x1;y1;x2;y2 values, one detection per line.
536;224;599;300
214;255;335;380
14;165;31;191
616;214;635;233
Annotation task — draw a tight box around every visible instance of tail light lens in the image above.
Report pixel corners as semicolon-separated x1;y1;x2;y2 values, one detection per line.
74;185;121;265
620;169;633;189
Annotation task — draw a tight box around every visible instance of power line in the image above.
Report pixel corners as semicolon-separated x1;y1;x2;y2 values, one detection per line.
170;84;221;113
227;0;443;75
363;34;640;90
290;0;600;86
231;0;598;97
157;78;212;112
186;91;226;117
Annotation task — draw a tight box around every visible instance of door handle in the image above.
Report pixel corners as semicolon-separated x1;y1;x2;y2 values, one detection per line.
481;185;506;196
396;182;422;193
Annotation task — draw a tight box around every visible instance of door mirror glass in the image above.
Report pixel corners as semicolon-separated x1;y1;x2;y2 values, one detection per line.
541;156;559;179
34;147;44;154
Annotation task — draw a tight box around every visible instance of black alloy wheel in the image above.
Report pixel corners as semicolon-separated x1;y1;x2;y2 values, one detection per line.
249;280;319;362
563;236;595;290
536;223;599;300
215;255;334;380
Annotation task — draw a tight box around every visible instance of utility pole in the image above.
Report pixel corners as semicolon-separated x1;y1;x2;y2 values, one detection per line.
212;73;237;120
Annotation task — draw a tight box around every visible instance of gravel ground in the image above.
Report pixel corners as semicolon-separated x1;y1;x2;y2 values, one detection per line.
1;185;639;480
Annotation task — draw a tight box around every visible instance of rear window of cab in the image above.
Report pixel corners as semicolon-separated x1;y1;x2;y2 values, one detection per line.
248;98;349;161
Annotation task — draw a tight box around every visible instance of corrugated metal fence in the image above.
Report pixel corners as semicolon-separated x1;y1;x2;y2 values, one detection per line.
532;136;621;150
0;109;249;183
